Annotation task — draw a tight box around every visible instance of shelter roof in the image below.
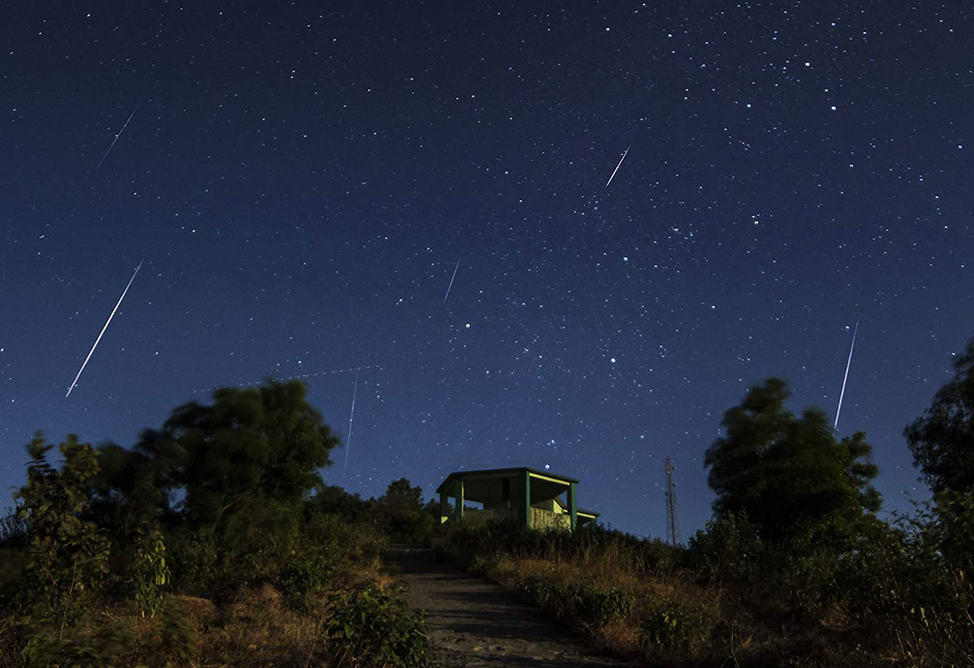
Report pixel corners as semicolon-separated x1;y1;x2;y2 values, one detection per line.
434;467;579;495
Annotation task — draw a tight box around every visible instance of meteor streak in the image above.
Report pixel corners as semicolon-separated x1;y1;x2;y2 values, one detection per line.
443;257;461;304
343;368;360;476
833;313;860;431
65;259;144;398
97;96;146;169
604;144;631;188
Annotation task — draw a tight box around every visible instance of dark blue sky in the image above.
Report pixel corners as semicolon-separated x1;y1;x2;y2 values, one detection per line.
2;1;971;539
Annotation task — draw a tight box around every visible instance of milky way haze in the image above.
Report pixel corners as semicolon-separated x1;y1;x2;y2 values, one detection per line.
1;2;972;538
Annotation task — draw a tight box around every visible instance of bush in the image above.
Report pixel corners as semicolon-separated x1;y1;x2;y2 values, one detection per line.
166;528;220;596
131;524;171;618
276;554;331;610
385;508;437;544
684;511;761;586
324;581;433;668
0;506;29;549
158;596;198;663
20;624;134;668
303;512;386;568
573;582;635;626
15;434;111;633
931;490;974;575
834;504;974;665
520;574;634;627
640;593;712;653
0;546;29;612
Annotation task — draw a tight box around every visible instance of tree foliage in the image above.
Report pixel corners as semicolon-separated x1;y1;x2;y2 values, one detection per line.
305;484;370;524
704;378;881;544
165;379;339;531
377;478;435;543
14;433;111;636
380;478;424;510
89;379;340;546
904;336;974;494
89;428;185;536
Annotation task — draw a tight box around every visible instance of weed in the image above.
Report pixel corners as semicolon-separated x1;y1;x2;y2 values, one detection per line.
131;524;171;618
639;593;712;653
324;580;434;668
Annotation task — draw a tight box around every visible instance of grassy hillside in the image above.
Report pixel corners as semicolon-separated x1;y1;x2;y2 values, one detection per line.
431;509;974;667
0;473;437;667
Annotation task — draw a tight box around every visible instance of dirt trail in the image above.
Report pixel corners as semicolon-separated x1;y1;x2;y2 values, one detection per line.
389;546;642;668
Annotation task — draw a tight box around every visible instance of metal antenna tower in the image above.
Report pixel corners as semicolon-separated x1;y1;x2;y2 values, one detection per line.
664;456;680;546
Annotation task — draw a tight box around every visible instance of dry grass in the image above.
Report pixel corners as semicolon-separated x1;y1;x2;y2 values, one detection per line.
436;524;957;667
191;584;329;667
482;551;730;665
593;617;643;656
0;556;403;668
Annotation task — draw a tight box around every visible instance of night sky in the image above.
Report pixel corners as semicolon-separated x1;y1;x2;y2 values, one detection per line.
2;2;972;540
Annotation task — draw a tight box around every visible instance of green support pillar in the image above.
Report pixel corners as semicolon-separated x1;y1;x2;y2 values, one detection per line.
568;481;577;533
520;470;531;528
454;477;464;521
439;491;449;523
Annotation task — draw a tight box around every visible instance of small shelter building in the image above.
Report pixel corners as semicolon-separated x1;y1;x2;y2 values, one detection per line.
435;467;600;532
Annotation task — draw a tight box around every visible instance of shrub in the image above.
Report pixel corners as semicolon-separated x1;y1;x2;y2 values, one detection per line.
519;575;635;627
835;503;974;664
640;593;712;653
0;506;30;610
324;581;433;668
276;554;332;610
158;595;198;662
0;505;29;549
572;582;635;626
20;624;134;668
131;524;171;617
166;528;219;596
684;510;761;585
931;490;974;575
385;508;437;543
0;547;28;610
304;512;387;570
14;434;111;635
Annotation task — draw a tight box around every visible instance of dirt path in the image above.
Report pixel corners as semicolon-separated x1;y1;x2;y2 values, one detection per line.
388;546;642;668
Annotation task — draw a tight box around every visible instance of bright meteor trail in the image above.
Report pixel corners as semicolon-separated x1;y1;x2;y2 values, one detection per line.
443;257;461;304
604;144;631;188
343;368;361;477
65;259;144;398
96;96;146;169
833;313;860;430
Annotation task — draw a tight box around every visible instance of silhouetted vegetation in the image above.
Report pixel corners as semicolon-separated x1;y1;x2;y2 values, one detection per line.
3;347;973;666
432;375;974;667
905;336;974;495
0;379;434;667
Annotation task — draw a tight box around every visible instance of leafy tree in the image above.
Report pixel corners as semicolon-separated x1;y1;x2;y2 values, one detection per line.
304;484;370;523
14;433;111;637
89;428;186;537
163;379;340;534
378;478;435;542
904;336;974;494
422;498;441;521
704;378;881;544
380;478;424;510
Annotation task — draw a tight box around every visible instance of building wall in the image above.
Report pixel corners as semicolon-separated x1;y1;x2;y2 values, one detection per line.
463;507;515;523
443;502;577;531
529;506;571;531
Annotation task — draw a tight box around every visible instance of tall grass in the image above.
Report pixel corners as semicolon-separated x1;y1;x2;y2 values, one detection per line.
431;511;974;667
